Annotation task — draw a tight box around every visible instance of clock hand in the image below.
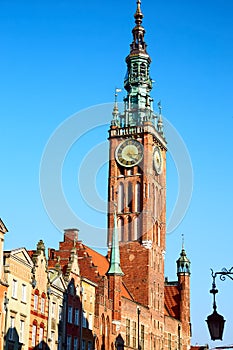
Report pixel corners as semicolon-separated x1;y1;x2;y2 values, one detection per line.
127;152;137;160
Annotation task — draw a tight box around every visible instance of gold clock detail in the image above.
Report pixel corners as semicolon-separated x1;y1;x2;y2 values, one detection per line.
153;146;163;175
115;139;143;168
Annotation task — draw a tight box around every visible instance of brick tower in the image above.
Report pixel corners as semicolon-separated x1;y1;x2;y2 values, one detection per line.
107;0;167;316
177;245;191;349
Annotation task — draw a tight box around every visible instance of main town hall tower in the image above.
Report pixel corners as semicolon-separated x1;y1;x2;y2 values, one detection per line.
108;0;166;313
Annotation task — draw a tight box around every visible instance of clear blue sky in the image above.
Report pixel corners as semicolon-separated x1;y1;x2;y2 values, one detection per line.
1;0;233;347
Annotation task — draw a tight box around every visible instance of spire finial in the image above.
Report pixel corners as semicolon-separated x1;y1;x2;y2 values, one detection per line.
111;88;121;126
134;0;143;26
158;100;162;116
182;233;185;250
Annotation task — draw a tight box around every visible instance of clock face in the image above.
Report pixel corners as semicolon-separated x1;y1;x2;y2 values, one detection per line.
115;139;143;168
153;146;163;175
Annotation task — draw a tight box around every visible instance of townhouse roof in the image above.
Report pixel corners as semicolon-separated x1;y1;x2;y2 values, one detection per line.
164;284;180;319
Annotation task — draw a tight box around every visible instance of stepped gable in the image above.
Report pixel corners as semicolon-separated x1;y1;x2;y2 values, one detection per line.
48;234;133;300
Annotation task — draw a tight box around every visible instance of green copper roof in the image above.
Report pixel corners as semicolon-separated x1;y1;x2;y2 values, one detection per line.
177;247;191;275
107;210;124;276
111;0;166;138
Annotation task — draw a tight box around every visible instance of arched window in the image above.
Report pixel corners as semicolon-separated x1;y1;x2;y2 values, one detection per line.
118;217;124;242
154;222;158;245
39;323;44;349
158;225;161;247
32;320;37;347
127;182;133;212
133;216;140;240
135;182;141;212
152;183;155;217
34;290;39;311
106;316;110;350
127;216;132;241
101;314;106;350
155;187;159;218
41;293;46;314
118;183;124;213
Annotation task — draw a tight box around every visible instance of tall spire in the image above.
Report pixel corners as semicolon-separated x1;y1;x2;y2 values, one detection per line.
110;0;166;136
122;0;154;126
107;208;124;276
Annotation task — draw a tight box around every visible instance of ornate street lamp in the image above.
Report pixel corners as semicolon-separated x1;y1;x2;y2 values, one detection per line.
206;268;233;340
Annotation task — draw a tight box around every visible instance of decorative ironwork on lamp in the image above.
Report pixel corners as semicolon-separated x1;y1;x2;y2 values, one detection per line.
206;268;233;340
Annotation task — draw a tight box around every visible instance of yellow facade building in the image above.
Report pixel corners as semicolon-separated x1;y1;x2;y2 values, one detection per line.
3;247;33;350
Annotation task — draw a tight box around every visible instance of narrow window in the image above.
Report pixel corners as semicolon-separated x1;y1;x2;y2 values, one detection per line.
82;310;87;328
88;313;93;330
126;319;130;346
118;217;124;242
158;225;161;247
118;182;124;213
21;284;26;303
34;294;38;310
135;182;141;212
74;337;79;350
51;302;56;318
141;325;145;350
82;339;86;350
19;320;24;343
132;63;138;77
67;335;72;350
68;306;73;323
32;324;37;347
74;308;79;325
39;326;44;349
127;182;133;212
140;63;146;78
132;321;136;348
168;333;172;350
41;297;45;314
12;279;18;298
9;317;15;340
128;217;132;241
59;305;63;321
133;216;141;240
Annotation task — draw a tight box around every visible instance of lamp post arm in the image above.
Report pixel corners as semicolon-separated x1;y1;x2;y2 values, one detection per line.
211;267;233;282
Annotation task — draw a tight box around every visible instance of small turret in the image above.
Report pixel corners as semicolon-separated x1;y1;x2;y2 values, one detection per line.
177;246;191;276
